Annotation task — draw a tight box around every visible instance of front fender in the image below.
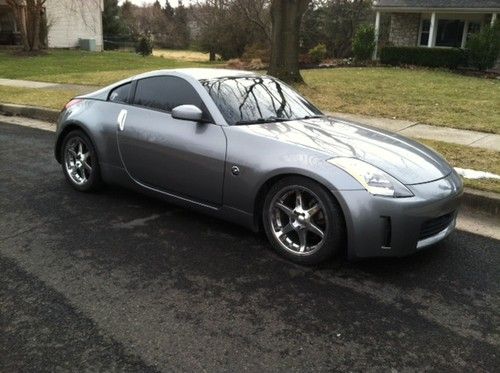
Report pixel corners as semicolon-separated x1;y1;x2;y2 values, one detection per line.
222;126;363;215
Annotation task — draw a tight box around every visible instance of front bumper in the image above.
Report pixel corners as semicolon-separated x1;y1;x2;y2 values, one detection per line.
333;171;463;259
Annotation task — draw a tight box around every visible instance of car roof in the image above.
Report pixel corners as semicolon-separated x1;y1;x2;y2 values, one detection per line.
132;68;259;81
80;68;263;102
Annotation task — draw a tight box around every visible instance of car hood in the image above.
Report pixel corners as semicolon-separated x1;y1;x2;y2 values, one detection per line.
243;117;452;185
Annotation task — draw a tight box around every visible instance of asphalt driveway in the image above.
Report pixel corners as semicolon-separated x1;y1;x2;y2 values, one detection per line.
0;122;499;372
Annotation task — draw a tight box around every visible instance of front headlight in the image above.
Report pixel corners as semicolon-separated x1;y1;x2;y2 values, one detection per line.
327;157;413;197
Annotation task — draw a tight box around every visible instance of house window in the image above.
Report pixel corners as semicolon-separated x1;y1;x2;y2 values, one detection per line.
0;11;15;32
419;19;430;46
435;19;465;47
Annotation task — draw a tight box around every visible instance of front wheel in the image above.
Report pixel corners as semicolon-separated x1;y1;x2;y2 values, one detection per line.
61;130;102;192
263;176;345;265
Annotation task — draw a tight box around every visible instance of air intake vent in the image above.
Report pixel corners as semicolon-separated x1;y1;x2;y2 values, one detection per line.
381;216;391;249
420;213;454;240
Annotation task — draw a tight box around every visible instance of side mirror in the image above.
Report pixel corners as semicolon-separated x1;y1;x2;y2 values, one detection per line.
171;104;203;122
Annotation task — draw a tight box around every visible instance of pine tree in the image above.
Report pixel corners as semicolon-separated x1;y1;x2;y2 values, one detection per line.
103;0;126;36
174;0;190;48
164;0;174;18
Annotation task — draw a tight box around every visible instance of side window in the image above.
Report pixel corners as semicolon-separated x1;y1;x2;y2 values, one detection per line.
419;19;430;46
108;82;131;103
133;76;209;118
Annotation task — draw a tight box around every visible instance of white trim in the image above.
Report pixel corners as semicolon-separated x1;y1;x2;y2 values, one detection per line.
428;12;436;47
373;11;381;60
374;7;500;14
461;20;469;48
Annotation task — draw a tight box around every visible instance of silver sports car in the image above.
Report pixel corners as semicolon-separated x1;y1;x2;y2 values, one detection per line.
55;68;463;264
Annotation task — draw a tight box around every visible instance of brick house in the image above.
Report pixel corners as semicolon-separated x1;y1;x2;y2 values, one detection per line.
373;0;500;58
0;0;103;51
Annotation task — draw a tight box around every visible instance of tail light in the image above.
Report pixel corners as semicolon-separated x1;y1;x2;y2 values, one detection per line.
64;98;83;110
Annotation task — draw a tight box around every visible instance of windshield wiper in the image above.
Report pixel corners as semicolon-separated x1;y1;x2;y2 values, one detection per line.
234;117;288;125
234;118;270;125
299;114;326;120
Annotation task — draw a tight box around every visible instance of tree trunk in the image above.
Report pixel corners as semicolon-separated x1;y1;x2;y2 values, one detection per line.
31;2;42;51
26;0;35;50
268;0;309;83
7;0;46;52
209;50;216;61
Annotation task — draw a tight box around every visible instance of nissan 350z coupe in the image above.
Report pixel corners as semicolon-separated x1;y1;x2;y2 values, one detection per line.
55;68;463;264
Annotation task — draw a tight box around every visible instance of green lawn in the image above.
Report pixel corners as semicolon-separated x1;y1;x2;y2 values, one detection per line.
299;68;500;134
0;49;217;86
418;139;500;194
0;50;498;133
0;86;79;110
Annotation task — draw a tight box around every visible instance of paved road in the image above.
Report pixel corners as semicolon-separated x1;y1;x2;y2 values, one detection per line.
0;122;499;372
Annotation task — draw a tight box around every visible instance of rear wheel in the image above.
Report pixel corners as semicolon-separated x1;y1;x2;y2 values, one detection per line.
61;130;102;192
263;176;345;265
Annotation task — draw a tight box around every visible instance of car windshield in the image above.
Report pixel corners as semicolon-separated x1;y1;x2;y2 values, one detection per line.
201;76;323;126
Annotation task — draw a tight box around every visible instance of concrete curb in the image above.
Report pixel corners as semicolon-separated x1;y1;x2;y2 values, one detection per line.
0;102;59;123
462;188;500;217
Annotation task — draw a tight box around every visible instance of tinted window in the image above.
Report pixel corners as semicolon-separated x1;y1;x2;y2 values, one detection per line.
109;82;131;103
133;76;207;115
435;19;465;47
202;76;322;125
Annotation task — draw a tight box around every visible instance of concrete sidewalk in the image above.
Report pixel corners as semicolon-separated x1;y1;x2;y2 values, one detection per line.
0;78;99;95
0;77;498;152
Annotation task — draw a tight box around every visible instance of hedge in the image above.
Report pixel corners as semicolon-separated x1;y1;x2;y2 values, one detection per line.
380;46;467;69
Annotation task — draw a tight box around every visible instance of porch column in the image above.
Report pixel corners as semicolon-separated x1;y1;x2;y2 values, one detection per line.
372;11;381;60
427;12;437;47
492;13;497;26
461;20;469;49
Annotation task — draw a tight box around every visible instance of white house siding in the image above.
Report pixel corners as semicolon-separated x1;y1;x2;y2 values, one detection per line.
45;0;103;50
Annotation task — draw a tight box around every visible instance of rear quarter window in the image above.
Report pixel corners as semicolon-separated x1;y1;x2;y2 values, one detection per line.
108;83;131;103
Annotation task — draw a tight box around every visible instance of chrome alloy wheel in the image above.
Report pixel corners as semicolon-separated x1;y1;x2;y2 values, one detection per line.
64;137;92;185
269;186;328;255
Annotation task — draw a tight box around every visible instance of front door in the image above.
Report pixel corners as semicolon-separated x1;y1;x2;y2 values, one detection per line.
116;75;226;206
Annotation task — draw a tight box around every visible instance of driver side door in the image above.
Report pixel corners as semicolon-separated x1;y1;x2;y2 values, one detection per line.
116;75;226;206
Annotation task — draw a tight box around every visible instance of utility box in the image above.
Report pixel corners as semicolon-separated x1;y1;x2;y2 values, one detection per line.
79;38;96;52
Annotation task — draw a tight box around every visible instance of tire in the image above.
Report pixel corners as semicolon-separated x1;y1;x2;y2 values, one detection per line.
262;176;345;265
60;129;102;192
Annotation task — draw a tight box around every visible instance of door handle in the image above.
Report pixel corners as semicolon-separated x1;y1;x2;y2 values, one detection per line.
117;109;127;131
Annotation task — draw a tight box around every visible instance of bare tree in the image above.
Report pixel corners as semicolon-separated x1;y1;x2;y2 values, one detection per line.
6;0;46;51
192;0;271;61
268;0;310;83
192;0;228;61
64;0;103;34
233;0;271;44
